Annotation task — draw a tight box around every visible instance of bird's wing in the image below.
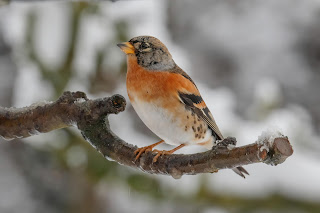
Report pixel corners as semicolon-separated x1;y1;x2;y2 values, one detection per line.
169;66;249;178
168;66;224;140
178;92;224;140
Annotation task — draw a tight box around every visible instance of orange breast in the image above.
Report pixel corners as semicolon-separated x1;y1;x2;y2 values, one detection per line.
126;55;199;110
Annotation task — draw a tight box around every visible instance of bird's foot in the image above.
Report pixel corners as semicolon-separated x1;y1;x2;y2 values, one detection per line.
152;149;173;163
152;144;185;162
134;146;153;161
134;140;164;161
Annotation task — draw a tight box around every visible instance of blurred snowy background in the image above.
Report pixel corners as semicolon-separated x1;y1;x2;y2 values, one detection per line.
1;0;320;212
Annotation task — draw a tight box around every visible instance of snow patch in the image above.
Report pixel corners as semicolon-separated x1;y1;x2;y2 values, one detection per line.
257;127;284;152
74;98;86;104
30;100;52;107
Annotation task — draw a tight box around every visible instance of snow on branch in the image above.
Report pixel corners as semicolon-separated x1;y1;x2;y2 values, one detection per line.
0;91;293;179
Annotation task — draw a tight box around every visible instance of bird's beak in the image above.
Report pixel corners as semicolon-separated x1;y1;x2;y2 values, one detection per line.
117;42;135;54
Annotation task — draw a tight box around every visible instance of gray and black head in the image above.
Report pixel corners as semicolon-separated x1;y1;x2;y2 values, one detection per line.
117;36;175;70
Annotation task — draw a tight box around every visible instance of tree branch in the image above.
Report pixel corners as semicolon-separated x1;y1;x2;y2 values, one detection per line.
0;91;293;179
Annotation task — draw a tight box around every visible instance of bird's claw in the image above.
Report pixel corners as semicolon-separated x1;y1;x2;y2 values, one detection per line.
152;149;171;163
134;146;152;161
134;140;165;162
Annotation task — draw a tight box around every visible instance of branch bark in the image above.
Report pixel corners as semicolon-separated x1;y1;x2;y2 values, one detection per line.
0;91;293;179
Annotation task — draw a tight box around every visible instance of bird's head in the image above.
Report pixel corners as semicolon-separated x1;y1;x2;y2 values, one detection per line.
117;36;175;70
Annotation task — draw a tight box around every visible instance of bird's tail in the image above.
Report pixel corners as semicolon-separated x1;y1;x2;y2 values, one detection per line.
232;166;249;178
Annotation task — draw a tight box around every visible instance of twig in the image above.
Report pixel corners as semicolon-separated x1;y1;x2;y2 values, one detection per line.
0;91;293;179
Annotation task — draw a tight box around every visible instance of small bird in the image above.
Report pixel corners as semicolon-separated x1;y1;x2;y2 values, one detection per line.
117;36;248;178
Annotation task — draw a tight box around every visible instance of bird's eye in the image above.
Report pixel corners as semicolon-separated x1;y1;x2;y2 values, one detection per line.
140;42;150;49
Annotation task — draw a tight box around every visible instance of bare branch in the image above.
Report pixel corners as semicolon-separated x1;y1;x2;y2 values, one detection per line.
0;91;293;179
0;91;125;139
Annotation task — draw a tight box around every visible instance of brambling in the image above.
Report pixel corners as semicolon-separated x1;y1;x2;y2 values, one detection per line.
117;36;248;178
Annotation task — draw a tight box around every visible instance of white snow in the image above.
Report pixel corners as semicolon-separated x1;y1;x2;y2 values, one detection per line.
257;127;284;152
74;97;86;104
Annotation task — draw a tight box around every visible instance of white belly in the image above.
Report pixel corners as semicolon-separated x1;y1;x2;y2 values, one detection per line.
131;97;213;147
